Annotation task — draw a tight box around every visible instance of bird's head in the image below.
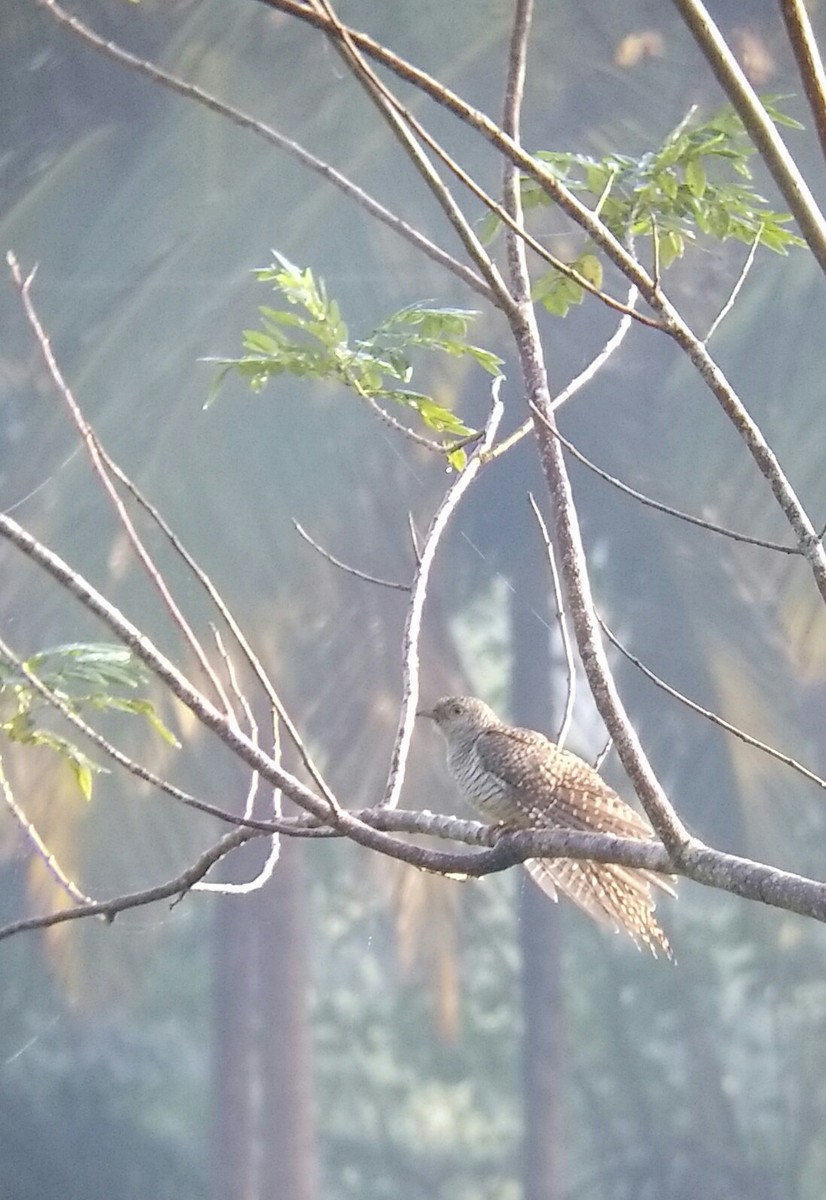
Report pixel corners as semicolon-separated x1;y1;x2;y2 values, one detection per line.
417;695;499;742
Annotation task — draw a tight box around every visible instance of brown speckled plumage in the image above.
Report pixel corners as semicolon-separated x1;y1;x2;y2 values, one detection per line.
420;696;674;960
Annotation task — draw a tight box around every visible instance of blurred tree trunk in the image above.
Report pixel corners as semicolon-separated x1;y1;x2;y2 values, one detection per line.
510;579;564;1200
212;837;318;1200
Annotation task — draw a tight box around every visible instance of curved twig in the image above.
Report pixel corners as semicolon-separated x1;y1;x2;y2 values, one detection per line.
528;494;576;747
381;378;504;809
530;407;799;556
599;617;826;796
293;520;410;591
36;0;492;301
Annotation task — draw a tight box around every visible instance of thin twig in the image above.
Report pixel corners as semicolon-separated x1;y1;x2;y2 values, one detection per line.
407;513;422;568
486;285;638;462
381;377;504;810
36;0;492;301
194;633;281;894
93;440;337;808
0;758;92;905
528;406;799;556
293;520;410;591
7;253;236;721
599;617;826;795
308;0;517;317
651;216;661;295
594;737;613;772
528;494;576;748
704;226;761;343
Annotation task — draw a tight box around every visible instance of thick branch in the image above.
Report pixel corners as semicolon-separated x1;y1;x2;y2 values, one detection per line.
498;0;690;853
673;0;826;273
4;806;826;942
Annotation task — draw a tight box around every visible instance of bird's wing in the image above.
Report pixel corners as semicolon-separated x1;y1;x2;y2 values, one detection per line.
474;726;654;839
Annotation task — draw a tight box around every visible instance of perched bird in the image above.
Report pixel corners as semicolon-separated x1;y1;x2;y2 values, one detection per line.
419;695;674;959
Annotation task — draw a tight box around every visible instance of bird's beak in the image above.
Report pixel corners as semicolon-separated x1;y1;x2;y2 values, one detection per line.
416;707;436;720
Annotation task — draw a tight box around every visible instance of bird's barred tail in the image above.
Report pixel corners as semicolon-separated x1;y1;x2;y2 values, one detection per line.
524;857;674;961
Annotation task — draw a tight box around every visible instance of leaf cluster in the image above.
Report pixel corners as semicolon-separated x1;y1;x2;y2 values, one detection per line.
483;101;805;316
0;643;177;800
206;253;502;469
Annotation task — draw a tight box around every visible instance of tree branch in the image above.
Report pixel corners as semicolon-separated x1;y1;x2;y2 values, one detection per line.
673;0;826;272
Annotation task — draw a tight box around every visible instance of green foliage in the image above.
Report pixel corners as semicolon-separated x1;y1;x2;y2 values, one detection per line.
205;253;503;469
484;100;805;315
0;643;178;800
530;251;603;317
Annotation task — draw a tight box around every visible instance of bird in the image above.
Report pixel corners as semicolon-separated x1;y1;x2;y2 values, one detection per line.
418;695;674;960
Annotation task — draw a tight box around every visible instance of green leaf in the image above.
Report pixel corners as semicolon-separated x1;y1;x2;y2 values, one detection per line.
74;760;94;802
574;253;603;289
479;209;502;245
210;260;500;443
685;158;706;197
659;230;685;266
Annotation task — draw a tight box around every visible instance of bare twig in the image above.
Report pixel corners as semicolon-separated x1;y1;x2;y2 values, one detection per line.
486;284;638;462
7;253;235;721
406;513;422;568
94;442;337;807
528;494;576;748
0;825;258;943
293;520;410;590
599;617;826;795
0;758;92;905
704;226;762;344
529;406;798;556
307;0;517;316
36;0;491;301
594;737;613;772
672;0;826;273
192;626;276;895
651;216;662;295
381;377;504;809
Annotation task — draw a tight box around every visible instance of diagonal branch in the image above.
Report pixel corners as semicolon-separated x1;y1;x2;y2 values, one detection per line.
779;0;826;168
599;618;826;795
381;379;504;809
36;0;491;300
499;0;690;854
673;0;826;272
307;0;517;315
8;253;235;721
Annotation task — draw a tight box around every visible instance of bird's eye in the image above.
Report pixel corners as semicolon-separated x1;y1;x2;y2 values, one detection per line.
450;703;462;716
